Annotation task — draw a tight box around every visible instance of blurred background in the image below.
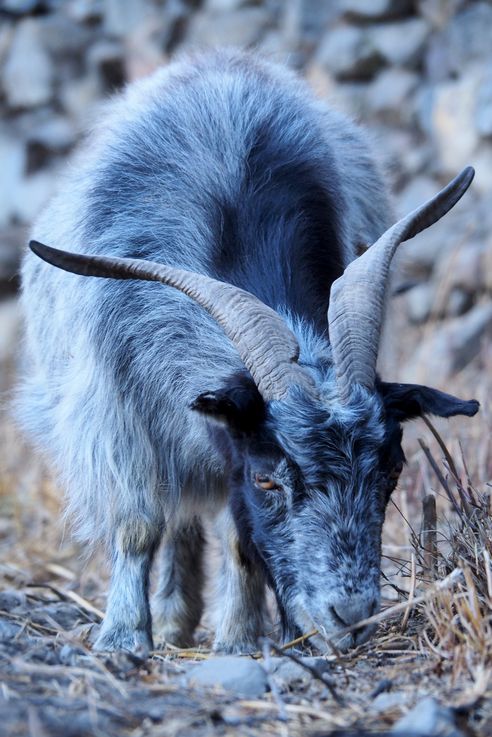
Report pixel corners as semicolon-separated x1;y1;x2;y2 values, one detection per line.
0;0;491;585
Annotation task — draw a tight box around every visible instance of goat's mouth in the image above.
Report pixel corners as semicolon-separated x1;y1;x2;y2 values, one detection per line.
293;601;378;653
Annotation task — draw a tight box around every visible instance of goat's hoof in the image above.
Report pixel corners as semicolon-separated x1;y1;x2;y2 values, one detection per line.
93;625;152;658
213;639;260;655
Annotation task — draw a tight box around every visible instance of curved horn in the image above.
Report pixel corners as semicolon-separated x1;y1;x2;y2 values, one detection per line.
29;240;315;402
328;166;475;403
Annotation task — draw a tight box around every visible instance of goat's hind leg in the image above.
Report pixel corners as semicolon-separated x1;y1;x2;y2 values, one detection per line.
94;519;161;656
153;519;205;648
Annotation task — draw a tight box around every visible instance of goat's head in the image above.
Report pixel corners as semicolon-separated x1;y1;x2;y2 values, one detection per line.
30;167;478;650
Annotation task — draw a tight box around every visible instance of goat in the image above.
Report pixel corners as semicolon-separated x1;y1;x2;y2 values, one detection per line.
19;49;478;655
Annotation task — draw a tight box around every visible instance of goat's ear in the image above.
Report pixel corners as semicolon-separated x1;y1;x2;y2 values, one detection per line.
380;382;479;423
190;373;266;434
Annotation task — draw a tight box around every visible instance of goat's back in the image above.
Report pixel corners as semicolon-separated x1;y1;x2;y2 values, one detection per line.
18;50;390;541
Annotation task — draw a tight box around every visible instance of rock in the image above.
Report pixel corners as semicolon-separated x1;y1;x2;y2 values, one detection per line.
2;19;54;108
369;18;430;68
13;170;56;225
426;3;492;81
471;146;492;195
402;303;492;383
0;299;21;364
444;288;473;318
431;66;483;176
372;690;409;713
88;40;126;91
265;656;331;692
484;243;492;293
104;0;149;38
0;226;25;296
405;282;434;324
476;69;492;137
434;242;485;297
396;177;476;276
316;25;385;81
204;0;251;10
340;0;413;21
398;176;441;216
366;68;418;122
1;0;39;14
185;7;270;48
0;130;26;228
27;114;76;154
67;0;104;23
60;74;102;123
392;696;465;736
186;656;268;698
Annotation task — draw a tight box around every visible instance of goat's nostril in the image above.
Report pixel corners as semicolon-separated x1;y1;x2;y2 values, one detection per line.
329;605;348;627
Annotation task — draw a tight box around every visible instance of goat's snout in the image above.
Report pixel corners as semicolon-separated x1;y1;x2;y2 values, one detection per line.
329;593;378;647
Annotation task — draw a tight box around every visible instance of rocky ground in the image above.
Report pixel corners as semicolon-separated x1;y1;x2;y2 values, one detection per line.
1;1;492;736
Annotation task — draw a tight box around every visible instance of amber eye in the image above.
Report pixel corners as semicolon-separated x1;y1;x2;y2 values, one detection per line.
254;473;280;491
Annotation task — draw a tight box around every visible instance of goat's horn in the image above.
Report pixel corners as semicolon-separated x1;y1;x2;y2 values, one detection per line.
29;241;315;402
328;166;475;403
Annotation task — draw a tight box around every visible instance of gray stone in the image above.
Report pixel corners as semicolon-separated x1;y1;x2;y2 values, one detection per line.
104;0;149;38
372;690;409;713
87;39;125;91
435;242;485;297
28;114;76;152
431;67;482;176
0;225;25;295
0;130;26;228
476;68;492;137
405;282;434;324
369;18;430;68
186;656;268;697
426;3;492;80
402;303;492;384
67;0;104;22
340;0;412;21
266;656;330;690
13;170;56;225
0;299;21;365
366;68;418;122
1;0;39;13
316;25;384;81
397;176;441;217
396;178;477;276
470;145;492;195
392;696;465;736
60;75;102;123
444;288;473;318
185;7;270;48
2;19;54;108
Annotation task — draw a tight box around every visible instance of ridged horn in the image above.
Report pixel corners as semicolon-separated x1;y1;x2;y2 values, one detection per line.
328;166;475;403
29;240;315;402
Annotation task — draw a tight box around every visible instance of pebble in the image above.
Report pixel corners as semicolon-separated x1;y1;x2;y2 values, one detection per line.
186;656;268;698
392;696;465;736
2;19;53;108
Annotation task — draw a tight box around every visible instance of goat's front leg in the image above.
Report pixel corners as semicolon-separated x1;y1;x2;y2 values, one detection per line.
213;508;267;654
153;519;205;648
94;520;161;656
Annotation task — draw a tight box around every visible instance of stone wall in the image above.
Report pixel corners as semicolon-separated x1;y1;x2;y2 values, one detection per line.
1;0;491;377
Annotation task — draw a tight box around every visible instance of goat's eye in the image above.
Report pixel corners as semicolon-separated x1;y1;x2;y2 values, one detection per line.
254;473;281;491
